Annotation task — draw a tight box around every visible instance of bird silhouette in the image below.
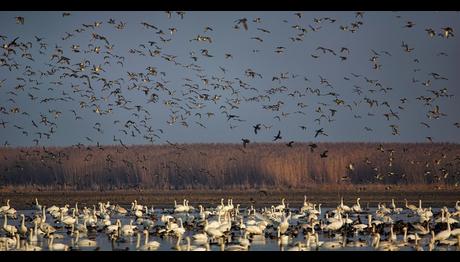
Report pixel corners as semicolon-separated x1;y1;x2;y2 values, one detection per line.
273;130;282;141
241;138;250;148
320;150;329;158
253;124;261;134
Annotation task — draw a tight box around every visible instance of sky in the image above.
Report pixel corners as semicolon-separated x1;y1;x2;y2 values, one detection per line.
0;11;459;147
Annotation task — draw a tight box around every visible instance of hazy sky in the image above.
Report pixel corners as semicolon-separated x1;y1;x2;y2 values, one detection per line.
0;11;459;147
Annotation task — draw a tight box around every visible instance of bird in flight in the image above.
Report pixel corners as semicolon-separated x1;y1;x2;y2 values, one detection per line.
253;124;261;134
15;16;24;25
235;18;248;30
320;150;328;158
273;130;282;141
314;128;327;138
441;27;454;38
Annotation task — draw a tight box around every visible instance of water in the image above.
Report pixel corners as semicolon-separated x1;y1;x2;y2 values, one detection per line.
1;206;459;251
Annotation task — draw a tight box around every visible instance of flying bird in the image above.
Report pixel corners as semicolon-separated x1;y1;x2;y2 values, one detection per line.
241;138;250;148
235;18;248;30
320;150;329;158
314;128;327;138
15;16;24;25
273;130;282;141
253;124;261;134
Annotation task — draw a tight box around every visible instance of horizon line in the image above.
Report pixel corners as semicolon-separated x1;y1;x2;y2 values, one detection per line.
1;141;460;149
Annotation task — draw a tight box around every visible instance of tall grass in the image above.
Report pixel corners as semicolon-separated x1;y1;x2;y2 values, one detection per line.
0;142;458;190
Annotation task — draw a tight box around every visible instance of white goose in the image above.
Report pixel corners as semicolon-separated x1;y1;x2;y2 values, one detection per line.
339;197;351;212
0;199;10;213
0;235;16;250
412;233;424;251
391;198;403;213
3;214;17;236
432;215;451;242
34;198;42;211
277;226;289;246
48;235;69;251
352;214;370;232
388;224;397;242
137;230;160;251
351;198;362;213
403;226;421;242
310;204;322;216
278;212;290;234
192;232;208;245
275;198;286;211
114;205;128;215
174;199;188;213
323;214;343;231
19;234;42;251
134;209;143;218
106;219;121;234
415;200;424;214
174;235;191;251
121;219;137;236
405;199;418;212
246;222;264;235
28;227;38;243
372;233;399;251
169;218;185;236
46;204;59;214
300;195;314;212
215;198;225;212
19;214;28;236
205;220;224;239
74;230;97;248
450;225;460;237
413;222;430;235
60;209;76;227
133;200;144;211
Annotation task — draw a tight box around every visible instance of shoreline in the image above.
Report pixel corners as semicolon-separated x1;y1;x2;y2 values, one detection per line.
1;187;459;209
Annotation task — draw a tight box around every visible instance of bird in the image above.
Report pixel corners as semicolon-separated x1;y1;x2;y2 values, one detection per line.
15;16;25;25
404;21;416;28
347;163;355;171
308;143;318;152
441;27;454;38
273;130;282;141
314;128;327;138
253;124;261;134
320;150;328;158
235;18;248;30
425;28;436;37
242;138;250;148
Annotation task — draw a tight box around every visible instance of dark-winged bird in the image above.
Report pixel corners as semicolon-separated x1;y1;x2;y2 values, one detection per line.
273;130;282;141
253;124;261;134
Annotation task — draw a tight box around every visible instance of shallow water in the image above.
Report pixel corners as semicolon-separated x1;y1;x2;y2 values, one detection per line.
1;206;459;251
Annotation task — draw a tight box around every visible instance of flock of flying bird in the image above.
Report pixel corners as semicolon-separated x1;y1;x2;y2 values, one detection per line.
0;12;458;185
1;197;460;251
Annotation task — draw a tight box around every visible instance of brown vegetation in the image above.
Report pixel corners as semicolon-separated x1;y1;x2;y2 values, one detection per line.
0;142;459;191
